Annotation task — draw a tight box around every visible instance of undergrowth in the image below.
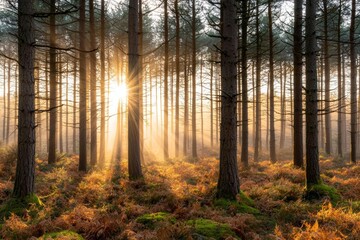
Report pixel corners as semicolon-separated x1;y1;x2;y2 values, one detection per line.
0;146;359;239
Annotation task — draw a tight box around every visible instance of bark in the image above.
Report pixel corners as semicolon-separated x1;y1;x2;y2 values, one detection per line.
48;0;57;164
350;0;357;163
183;46;189;156
164;0;169;159
79;0;87;171
99;0;106;164
13;0;36;198
89;0;97;166
293;0;303;168
337;0;342;157
128;0;143;179
268;0;276;163
241;0;249;168
217;0;240;200
254;0;261;162
305;0;320;187
191;0;197;159
175;0;180;157
323;0;331;155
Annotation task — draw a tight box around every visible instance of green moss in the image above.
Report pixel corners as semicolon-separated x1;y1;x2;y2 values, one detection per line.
0;194;43;220
304;183;341;203
41;230;84;240
136;212;175;228
214;191;259;215
187;218;236;239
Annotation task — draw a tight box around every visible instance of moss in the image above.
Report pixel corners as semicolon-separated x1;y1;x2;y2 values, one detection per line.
187;218;236;239
136;212;175;229
304;183;341;203
0;194;43;220
40;230;84;240
214;191;259;215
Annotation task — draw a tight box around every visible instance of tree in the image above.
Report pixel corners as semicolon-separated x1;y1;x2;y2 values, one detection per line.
128;0;143;180
79;0;87;172
99;0;106;165
337;0;342;157
241;0;249;168
175;0;180;157
305;0;320;187
191;0;197;159
48;0;57;164
217;0;240;200
13;0;36;198
350;0;356;164
268;0;276;163
293;0;303;168
164;0;169;159
323;0;331;155
254;0;262;162
89;0;97;166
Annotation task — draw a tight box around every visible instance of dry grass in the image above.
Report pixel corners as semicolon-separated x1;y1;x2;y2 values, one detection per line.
0;147;359;239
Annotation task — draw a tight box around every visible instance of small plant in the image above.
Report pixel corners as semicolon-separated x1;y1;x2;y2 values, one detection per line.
0;194;43;220
40;230;84;240
304;183;341;203
136;212;175;229
214;191;260;215
186;218;237;239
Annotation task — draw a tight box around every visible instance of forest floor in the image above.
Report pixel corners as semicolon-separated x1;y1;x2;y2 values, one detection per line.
0;146;360;239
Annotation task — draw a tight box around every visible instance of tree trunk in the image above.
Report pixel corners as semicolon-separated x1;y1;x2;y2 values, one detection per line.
254;0;262;162
128;0;143;179
323;0;331;155
217;0;240;200
79;0;87;171
293;0;303;168
175;0;180;157
184;46;189;156
48;0;57;164
89;0;97;166
268;0;276;163
241;0;249;168
164;0;169;159
191;0;197;159
305;0;320;187
350;0;357;163
337;0;342;157
13;0;36;198
99;0;106;165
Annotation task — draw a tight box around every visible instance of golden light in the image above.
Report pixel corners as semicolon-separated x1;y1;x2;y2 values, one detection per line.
108;80;128;115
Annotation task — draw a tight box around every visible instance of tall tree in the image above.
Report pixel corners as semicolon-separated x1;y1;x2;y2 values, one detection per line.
350;0;357;164
268;0;276;163
99;0;106;165
305;0;320;187
323;0;331;155
13;0;36;198
128;0;143;179
293;0;303;168
79;0;87;171
217;0;240;200
191;0;197;159
241;0;249;168
337;0;342;157
48;0;57;164
254;0;262;162
175;0;180;157
89;0;97;166
164;0;169;159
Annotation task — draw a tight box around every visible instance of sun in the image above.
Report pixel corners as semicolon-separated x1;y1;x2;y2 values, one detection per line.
116;82;128;103
109;80;128;115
